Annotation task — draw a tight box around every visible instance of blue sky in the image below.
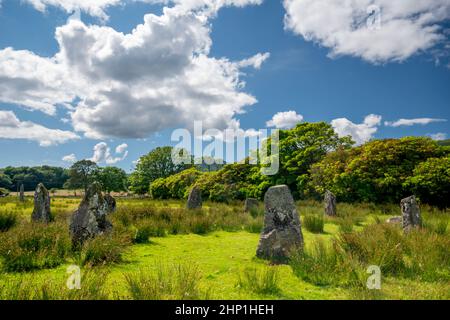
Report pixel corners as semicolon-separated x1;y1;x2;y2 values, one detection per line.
0;0;449;172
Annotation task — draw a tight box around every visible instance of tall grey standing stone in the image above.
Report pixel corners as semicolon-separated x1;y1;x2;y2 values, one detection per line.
19;184;25;202
244;198;259;212
324;190;337;216
256;185;304;262
186;186;202;209
69;182;113;248
401;195;422;232
31;183;52;223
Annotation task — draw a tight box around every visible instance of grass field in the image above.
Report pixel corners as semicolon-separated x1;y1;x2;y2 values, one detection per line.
0;196;449;300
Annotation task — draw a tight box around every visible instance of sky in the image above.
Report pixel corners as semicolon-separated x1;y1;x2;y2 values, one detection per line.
0;0;449;172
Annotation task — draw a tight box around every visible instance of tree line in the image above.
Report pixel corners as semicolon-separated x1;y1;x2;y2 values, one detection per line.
1;123;449;207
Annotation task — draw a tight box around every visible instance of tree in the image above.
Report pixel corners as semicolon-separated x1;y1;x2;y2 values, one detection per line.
98;167;128;193
309;137;444;203
0;173;12;190
1;166;68;191
267;122;353;198
129;147;189;195
65;160;99;192
404;156;450;209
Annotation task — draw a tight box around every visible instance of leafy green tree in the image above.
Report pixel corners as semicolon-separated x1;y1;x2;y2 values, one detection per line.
267;122;353;198
404;156;450;209
2;166;69;191
309;137;444;203
65;160;99;192
130;147;189;195
98;167;128;193
0;173;12;190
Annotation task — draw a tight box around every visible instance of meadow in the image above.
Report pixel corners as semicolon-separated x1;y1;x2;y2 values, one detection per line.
0;195;449;300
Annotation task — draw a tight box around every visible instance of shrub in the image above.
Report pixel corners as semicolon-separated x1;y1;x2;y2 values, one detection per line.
337;217;354;233
124;262;207;300
303;214;324;233
0;211;17;232
0;187;10;197
0;222;71;272
237;267;280;295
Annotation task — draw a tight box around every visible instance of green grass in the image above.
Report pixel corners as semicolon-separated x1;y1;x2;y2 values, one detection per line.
0;196;449;300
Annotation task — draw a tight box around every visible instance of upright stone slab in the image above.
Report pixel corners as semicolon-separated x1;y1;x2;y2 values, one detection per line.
401;195;422;232
244;198;259;212
104;194;117;213
324;190;337;216
186;186;202;209
256;185;303;262
69;182;112;248
31;183;51;223
19;184;25;202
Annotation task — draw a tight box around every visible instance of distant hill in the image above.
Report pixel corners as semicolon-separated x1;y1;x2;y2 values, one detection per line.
437;139;450;147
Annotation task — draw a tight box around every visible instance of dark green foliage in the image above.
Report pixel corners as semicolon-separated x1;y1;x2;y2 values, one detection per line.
404;156;450;209
130;147;191;195
0;211;17;232
1;166;68;191
65;160;99;192
309;137;445;203
97;166;128;193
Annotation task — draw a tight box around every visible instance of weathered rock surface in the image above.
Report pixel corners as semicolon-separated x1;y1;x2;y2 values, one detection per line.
19;184;25;202
256;185;303;261
401;195;422;232
186;186;202;209
31;183;51;223
69;182;113;248
104;194;117;213
324;190;337;216
244;198;259;212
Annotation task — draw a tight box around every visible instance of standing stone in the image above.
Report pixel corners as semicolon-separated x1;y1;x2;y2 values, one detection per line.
186;186;202;209
31;183;52;223
256;185;304;262
69;182;113;248
19;184;25;202
244;198;259;212
104;194;117;213
324;190;337;216
401;195;422;232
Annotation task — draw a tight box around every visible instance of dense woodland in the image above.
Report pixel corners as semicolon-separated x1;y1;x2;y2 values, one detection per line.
1;123;449;208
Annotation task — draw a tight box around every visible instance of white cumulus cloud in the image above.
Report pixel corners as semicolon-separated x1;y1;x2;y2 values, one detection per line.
90;142;129;164
283;0;450;63
429;133;447;141
266;110;303;129
0;3;267;140
385;118;447;127
62;153;77;163
331;114;382;145
0;110;80;146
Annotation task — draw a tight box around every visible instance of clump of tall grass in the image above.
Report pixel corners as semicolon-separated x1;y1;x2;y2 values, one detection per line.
124;262;208;300
337;217;354;233
303;214;324;233
77;231;131;266
0;211;17;232
0;269;109;300
0;221;71;272
237;267;281;295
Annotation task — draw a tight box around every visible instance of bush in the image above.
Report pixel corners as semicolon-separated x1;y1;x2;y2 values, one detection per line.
124;262;207;300
237;267;280;295
0;211;17;232
303;214;324;233
0;222;71;272
0;187;10;197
